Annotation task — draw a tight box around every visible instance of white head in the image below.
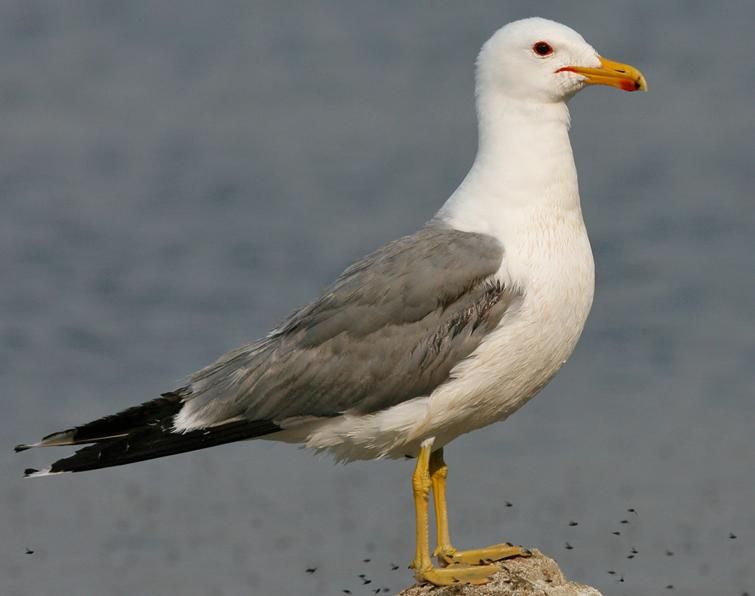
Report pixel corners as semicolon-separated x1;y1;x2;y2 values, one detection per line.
477;17;647;105
438;18;646;232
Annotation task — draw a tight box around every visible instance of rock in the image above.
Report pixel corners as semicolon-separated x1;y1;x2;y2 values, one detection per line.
397;550;602;596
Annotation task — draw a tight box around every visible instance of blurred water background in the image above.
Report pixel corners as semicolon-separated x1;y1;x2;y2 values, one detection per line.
1;2;753;595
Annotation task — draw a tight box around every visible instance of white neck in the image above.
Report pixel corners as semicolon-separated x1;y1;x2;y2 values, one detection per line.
437;93;581;237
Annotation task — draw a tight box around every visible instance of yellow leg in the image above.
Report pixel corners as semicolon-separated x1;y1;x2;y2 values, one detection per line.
411;439;499;586
410;439;434;573
429;447;453;556
429;447;531;567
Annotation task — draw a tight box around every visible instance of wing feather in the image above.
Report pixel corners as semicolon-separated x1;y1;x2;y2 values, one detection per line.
177;224;515;427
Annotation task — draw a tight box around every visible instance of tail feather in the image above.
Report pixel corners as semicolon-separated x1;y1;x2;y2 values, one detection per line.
15;393;184;452
28;419;280;475
16;391;281;475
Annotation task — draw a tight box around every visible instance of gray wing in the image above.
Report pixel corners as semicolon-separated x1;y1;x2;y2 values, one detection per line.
177;224;517;426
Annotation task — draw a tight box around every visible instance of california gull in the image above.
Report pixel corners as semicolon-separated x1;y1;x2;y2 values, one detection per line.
16;17;646;586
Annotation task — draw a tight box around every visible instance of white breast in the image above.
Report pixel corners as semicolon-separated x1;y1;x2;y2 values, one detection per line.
421;203;595;449
294;96;596;462
292;209;594;462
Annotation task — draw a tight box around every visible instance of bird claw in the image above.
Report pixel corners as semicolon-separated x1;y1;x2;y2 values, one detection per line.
415;562;499;586
436;543;531;567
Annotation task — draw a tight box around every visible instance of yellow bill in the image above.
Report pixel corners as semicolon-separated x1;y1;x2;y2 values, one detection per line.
557;56;647;92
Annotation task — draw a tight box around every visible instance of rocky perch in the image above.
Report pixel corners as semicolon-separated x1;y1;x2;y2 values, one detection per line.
398;550;602;596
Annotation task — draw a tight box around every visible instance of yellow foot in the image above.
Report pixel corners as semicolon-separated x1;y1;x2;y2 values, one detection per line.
415;563;500;586
435;543;531;567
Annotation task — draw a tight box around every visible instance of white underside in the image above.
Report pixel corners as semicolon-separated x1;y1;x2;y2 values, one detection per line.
259;92;595;462
268;197;595;462
265;94;596;463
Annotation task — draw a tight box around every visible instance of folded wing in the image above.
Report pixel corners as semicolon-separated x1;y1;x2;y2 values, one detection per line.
18;224;515;474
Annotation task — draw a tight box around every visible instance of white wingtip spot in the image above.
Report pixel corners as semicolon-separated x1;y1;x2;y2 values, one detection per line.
15;443;38;452
24;468;66;479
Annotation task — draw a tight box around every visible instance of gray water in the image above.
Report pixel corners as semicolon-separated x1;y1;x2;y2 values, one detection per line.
1;2;753;595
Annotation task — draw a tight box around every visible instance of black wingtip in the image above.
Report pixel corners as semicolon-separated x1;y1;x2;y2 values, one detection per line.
15;444;31;453
24;468;39;477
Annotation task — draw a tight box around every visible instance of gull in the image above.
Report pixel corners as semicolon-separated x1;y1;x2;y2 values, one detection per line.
16;17;646;586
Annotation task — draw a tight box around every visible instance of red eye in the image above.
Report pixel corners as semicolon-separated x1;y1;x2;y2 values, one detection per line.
533;41;553;56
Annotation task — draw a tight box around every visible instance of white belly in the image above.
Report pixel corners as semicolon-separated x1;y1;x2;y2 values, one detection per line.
291;210;595;462
422;212;595;449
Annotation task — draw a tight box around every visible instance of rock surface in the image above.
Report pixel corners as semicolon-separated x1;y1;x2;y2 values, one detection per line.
398;550;602;596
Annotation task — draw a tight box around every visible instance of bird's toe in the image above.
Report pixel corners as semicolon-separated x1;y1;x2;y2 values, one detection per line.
436;543;531;567
415;562;499;586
